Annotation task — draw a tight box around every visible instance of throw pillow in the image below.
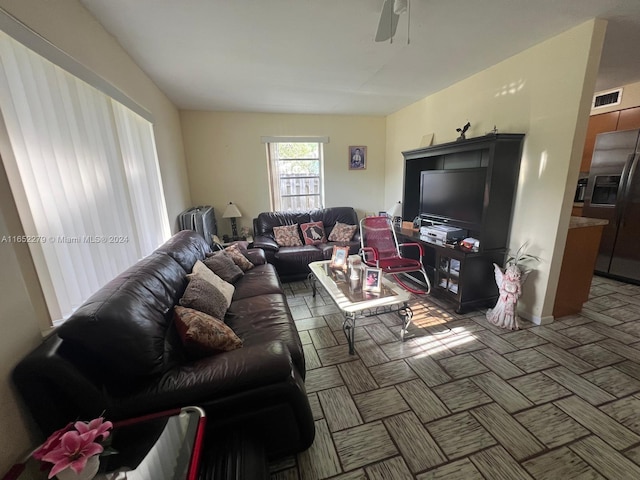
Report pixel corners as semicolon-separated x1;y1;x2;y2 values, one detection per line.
203;251;244;283
300;221;327;245
224;243;254;271
179;276;228;320
328;222;357;242
188;260;234;307
273;224;303;247
174;306;242;357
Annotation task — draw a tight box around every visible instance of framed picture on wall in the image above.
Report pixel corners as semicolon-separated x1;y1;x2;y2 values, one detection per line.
349;146;367;170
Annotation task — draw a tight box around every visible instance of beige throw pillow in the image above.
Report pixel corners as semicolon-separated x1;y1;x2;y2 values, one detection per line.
188;260;234;307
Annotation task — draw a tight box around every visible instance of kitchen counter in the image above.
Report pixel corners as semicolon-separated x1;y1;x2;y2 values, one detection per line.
569;216;608;228
553;217;608;318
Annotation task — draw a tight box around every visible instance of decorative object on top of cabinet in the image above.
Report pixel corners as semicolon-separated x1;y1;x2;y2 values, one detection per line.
486;243;540;330
420;133;434;147
456;121;471;141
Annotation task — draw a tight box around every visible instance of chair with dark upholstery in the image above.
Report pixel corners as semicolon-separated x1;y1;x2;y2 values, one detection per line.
359;216;431;294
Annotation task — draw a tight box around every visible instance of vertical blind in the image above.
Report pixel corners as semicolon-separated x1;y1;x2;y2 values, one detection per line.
0;30;170;323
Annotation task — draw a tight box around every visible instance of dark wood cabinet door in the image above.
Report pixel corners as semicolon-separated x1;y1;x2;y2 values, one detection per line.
617;106;640;131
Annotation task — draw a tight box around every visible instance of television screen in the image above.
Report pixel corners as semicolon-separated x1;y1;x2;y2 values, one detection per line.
419;167;487;228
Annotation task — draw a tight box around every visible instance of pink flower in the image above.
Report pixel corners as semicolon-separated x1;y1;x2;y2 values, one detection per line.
41;430;104;478
32;423;74;460
74;417;113;442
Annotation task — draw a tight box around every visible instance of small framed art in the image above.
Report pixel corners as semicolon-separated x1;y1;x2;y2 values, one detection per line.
363;267;382;292
330;245;349;269
349;146;366;170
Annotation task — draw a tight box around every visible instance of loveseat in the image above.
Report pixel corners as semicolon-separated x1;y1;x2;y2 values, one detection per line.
252;206;360;281
13;230;314;459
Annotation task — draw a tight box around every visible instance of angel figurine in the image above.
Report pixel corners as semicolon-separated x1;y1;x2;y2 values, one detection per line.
486;263;525;330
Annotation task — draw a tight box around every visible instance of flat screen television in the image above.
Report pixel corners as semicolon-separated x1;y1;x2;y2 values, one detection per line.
419;167;487;230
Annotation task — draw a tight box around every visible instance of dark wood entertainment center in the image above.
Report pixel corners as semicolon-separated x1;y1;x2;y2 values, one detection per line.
398;133;524;313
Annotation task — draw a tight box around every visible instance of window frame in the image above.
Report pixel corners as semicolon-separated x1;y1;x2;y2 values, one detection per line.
264;137;328;212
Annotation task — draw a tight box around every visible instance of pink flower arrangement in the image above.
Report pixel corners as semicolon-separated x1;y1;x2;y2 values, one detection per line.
32;417;113;479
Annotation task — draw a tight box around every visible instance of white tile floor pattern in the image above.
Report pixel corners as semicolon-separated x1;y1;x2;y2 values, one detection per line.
269;275;640;480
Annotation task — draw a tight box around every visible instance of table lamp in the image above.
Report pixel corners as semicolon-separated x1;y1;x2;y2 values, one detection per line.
388;201;402;228
223;202;242;240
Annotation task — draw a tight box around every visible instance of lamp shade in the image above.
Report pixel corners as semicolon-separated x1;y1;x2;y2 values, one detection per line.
223;202;242;218
388;201;402;218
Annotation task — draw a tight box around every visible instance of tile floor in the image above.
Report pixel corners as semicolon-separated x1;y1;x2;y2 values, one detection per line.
270;275;640;479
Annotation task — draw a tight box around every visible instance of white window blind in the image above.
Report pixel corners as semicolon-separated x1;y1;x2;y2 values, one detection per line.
264;137;327;212
0;30;170;323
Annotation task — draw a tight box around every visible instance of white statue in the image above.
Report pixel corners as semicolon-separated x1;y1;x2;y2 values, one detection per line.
486;263;525;330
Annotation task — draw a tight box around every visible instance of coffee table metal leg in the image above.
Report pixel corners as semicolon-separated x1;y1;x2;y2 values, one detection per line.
399;302;414;341
308;273;317;297
343;313;356;355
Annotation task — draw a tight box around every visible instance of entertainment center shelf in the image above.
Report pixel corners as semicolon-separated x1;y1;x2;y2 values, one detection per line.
401;133;524;312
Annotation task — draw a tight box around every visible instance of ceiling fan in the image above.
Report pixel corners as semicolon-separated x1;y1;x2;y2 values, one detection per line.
375;0;409;43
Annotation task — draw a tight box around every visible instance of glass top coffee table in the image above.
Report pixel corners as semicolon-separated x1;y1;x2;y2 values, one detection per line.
308;260;414;355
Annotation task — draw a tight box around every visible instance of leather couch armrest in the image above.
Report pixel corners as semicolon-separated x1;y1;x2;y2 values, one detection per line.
245;248;266;265
13;335;111;434
252;235;279;252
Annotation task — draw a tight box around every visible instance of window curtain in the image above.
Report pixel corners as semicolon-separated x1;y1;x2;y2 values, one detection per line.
0;30;170;323
266;143;284;211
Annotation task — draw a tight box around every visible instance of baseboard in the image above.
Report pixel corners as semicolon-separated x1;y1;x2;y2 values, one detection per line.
518;309;554;326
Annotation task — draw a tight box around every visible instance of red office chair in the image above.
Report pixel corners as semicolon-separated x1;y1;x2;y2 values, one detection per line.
359;216;431;294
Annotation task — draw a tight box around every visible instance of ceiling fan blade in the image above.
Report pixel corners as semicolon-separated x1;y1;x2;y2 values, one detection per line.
375;0;400;42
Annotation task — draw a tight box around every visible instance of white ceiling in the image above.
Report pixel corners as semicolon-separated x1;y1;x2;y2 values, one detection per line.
80;0;640;116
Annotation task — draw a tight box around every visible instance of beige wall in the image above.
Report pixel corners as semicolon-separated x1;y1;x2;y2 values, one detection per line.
180;111;386;237
0;0;191;471
386;19;607;323
0;163;43;471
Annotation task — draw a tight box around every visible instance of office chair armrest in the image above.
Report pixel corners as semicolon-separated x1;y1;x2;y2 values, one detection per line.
398;242;425;257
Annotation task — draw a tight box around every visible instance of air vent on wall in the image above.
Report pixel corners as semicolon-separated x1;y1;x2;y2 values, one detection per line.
592;88;623;109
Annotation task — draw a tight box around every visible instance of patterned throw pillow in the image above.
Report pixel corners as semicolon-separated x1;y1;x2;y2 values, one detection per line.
273;224;303;247
174;306;242;358
188;260;234;307
224;243;254;271
179;276;229;320
203;251;244;283
300;221;327;245
328;222;357;242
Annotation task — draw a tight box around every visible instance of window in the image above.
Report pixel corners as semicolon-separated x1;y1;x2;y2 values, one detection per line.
0;29;170;324
265;138;326;211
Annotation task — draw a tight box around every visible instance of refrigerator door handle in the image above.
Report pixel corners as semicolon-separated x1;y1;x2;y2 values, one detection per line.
619;153;640;228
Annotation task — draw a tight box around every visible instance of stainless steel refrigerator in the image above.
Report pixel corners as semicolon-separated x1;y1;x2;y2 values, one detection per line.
583;128;640;283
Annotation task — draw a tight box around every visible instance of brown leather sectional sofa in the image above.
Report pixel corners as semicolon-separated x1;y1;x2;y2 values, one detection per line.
12;230;314;459
252;206;361;281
